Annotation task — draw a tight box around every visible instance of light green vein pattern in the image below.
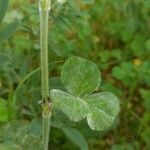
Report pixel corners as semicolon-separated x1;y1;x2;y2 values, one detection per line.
50;90;120;131
61;57;101;97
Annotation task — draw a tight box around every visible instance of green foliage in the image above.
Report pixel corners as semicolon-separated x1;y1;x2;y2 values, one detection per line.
140;89;150;111
0;20;20;42
0;99;8;122
112;61;150;86
63;127;88;150
0;53;10;66
111;144;135;150
61;57;100;96
0;0;149;149
81;0;95;4
50;57;120;131
0;0;20;42
51;89;88;121
112;62;137;86
0;0;9;24
0;120;43;150
29;118;43;137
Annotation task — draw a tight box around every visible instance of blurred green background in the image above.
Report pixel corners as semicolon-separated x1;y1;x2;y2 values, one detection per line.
0;0;150;149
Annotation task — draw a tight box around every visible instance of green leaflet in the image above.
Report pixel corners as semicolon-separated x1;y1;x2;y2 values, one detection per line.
0;20;20;42
85;92;119;130
51;109;73;128
29;119;43;137
50;57;120;131
61;56;101;96
0;99;8;122
50;90;119;131
0;0;20;42
50;90;88;122
0;0;9;24
0;53;10;66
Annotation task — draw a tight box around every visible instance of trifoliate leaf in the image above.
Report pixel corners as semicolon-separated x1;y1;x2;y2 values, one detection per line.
61;57;101;96
51;56;120;131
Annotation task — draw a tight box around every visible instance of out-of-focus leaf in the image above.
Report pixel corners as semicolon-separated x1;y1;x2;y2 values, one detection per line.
101;82;122;97
63;127;88;150
50;77;65;90
81;0;95;4
140;89;150;111
141;127;150;146
0;53;10;66
130;35;146;57
111;143;134;150
0;99;8;122
0;20;20;42
145;39;150;51
0;0;9;24
51;109;73;128
140;61;150;86
112;62;137;85
0;120;43;150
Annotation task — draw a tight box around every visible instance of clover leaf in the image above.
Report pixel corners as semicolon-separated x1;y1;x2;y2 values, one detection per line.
50;57;120;131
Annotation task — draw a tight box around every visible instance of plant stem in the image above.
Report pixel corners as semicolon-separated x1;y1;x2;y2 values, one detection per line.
43;117;50;150
39;4;49;100
39;0;51;150
42;103;51;150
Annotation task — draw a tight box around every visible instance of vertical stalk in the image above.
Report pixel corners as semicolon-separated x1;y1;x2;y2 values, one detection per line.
39;0;50;100
42;102;51;150
39;0;51;150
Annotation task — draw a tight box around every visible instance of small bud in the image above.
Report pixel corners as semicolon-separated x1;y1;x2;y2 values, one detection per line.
39;0;51;11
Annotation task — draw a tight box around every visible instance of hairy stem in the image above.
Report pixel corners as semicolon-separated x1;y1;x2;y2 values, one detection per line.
39;0;51;150
42;103;51;150
40;6;49;100
43;117;50;150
